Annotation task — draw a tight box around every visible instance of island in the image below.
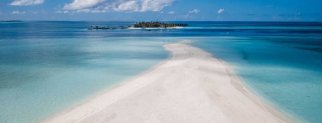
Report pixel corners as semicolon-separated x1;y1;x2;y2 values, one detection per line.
88;22;188;30
133;22;188;28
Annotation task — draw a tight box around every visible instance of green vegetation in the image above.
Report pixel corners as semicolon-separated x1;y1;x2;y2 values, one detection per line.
133;22;188;28
88;22;188;30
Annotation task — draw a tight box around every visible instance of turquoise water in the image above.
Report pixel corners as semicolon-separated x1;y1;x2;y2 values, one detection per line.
0;37;168;122
192;36;322;123
0;21;322;123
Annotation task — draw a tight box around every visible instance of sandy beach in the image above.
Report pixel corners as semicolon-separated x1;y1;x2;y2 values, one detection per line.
45;41;292;123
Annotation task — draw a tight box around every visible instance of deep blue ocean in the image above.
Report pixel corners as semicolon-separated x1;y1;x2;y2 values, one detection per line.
0;21;321;123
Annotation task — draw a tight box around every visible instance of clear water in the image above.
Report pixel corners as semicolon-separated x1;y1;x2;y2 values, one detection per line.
192;36;322;123
0;36;168;123
0;21;322;123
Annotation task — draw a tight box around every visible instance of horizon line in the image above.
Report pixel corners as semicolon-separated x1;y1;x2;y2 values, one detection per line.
1;20;322;23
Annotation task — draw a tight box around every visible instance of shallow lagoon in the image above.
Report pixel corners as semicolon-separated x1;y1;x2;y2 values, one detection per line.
0;37;168;122
0;21;322;123
193;36;322;123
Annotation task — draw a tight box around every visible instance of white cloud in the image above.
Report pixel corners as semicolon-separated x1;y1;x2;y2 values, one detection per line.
63;0;174;13
140;0;173;12
12;10;26;14
168;11;175;14
56;10;70;14
63;0;104;10
217;8;224;14
10;0;44;6
188;9;199;14
113;1;140;12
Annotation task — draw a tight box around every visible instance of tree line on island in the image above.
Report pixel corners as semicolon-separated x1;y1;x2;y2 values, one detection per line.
88;22;188;30
133;22;188;28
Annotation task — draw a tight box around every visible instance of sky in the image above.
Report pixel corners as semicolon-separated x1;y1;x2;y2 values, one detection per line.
1;0;322;21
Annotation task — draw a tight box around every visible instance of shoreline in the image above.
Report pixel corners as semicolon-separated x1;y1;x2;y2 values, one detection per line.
44;41;293;123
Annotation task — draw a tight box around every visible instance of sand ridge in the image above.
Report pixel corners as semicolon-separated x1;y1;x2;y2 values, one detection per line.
44;42;292;123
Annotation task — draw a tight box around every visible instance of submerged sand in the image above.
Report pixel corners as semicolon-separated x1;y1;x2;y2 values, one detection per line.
45;42;292;123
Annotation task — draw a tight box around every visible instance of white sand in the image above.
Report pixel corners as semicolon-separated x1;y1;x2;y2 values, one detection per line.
44;42;292;123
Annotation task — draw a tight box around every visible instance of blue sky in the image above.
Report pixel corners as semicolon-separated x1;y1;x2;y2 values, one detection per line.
1;0;322;21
